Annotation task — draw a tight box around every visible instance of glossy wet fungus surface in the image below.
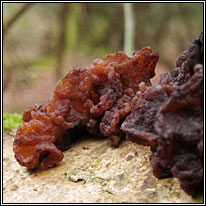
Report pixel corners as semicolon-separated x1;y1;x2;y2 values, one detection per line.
14;33;203;196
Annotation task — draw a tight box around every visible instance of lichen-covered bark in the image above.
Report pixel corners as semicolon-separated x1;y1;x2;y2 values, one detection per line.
4;131;203;203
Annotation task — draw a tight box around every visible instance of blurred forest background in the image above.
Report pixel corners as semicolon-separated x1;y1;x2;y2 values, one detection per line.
3;3;203;113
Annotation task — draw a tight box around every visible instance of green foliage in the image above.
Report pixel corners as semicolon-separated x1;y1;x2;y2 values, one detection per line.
3;113;23;131
91;15;109;43
3;3;204;72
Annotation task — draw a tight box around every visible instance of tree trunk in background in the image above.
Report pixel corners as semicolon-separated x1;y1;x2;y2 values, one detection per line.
123;3;135;57
55;3;69;80
3;3;34;38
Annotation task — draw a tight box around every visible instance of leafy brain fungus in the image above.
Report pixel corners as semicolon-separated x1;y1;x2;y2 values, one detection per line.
13;33;203;196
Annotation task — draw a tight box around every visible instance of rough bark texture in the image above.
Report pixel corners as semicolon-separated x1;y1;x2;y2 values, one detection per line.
4;131;203;203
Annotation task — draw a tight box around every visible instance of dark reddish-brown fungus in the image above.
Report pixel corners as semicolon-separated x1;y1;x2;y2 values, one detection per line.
121;84;168;146
13;47;158;170
151;64;203;196
150;33;203;196
121;33;203;196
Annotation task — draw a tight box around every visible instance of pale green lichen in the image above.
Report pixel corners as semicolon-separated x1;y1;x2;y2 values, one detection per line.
91;142;109;154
